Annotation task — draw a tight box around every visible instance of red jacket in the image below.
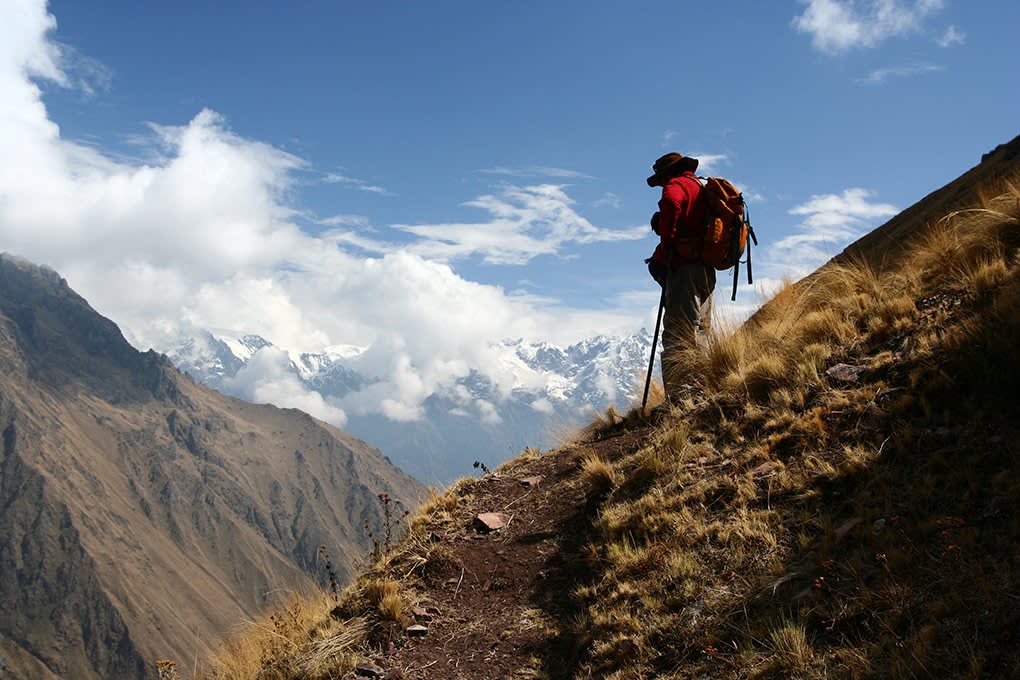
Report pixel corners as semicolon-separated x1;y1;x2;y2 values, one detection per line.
651;171;707;267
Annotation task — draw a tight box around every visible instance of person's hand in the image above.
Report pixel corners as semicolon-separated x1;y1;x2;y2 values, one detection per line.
645;257;667;286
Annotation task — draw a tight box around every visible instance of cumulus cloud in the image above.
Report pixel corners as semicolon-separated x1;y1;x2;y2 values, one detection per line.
225;347;349;426
1;0;657;425
530;397;554;414
857;62;944;84
792;0;945;54
392;184;647;265
475;399;503;425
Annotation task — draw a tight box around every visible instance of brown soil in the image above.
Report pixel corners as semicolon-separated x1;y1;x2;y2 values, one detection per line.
358;425;653;679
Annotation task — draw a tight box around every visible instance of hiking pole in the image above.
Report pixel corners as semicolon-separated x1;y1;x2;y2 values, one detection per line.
641;287;666;411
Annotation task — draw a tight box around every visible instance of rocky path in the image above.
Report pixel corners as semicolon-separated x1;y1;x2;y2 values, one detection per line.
357;425;652;680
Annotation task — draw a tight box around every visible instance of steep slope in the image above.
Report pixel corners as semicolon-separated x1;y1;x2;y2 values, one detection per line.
214;143;1020;678
0;255;424;679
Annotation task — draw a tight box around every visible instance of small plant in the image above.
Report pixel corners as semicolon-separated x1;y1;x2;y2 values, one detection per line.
768;620;814;672
155;659;180;680
317;545;341;602
472;459;491;475
363;492;411;561
363;578;405;623
580;453;620;497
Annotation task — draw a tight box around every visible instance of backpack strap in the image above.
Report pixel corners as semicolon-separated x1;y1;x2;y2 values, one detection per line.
730;206;758;301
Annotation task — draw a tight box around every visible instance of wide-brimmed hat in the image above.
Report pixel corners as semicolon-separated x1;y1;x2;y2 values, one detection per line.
646;152;699;187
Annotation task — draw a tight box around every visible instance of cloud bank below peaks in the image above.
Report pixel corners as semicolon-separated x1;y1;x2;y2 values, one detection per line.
0;0;648;428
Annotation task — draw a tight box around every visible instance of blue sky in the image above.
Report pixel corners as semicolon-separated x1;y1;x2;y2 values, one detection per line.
2;0;1018;423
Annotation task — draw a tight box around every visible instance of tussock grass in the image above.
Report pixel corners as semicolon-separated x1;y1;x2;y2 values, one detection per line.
580;452;621;497
204;593;363;680
767;620;814;673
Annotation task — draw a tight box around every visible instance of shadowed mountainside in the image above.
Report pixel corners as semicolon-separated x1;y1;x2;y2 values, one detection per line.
0;254;424;679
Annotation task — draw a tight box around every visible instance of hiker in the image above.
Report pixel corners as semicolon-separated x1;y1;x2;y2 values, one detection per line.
645;152;716;403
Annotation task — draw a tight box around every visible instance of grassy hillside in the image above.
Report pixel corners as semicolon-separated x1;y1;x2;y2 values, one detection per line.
201;174;1020;679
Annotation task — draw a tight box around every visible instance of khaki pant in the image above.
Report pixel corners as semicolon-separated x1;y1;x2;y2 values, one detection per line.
661;262;716;401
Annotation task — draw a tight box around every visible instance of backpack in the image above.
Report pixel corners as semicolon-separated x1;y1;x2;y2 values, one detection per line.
695;176;759;301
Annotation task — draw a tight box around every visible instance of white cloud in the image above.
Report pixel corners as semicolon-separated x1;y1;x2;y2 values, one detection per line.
593;192;622;209
937;24;965;47
690;153;728;175
793;0;945;54
318;213;370;227
393;184;647;265
53;41;113;97
224;347;348;426
479;166;595;179
530;397;554;414
769;188;898;277
475;399;503;425
324;172;391;195
857;62;944;84
0;1;651;426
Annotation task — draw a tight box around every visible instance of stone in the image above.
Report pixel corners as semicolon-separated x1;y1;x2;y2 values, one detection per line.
355;663;385;678
876;387;905;400
473;512;508;533
834;517;863;540
519;475;544;488
617;637;641;660
412;606;436;622
751;461;779;477
826;363;867;383
406;624;429;637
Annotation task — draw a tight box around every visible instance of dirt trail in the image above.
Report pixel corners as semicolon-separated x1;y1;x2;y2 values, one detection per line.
368;425;652;679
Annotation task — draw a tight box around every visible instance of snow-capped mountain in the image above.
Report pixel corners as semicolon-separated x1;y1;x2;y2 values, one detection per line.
165;329;653;484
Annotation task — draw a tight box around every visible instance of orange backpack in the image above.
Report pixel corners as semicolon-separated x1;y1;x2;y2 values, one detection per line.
696;176;758;300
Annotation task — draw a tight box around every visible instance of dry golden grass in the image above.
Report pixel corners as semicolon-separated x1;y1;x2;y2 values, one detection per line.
767;620;814;672
204;593;363;680
579;451;621;497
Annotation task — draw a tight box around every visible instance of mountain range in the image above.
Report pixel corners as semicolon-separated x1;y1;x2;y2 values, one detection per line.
166;329;654;484
0;254;423;679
